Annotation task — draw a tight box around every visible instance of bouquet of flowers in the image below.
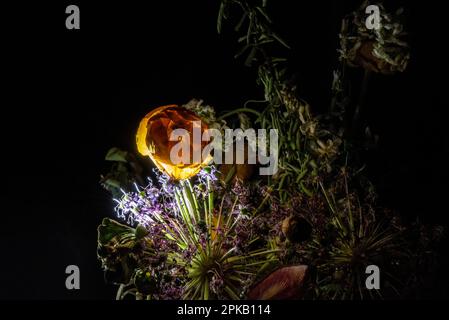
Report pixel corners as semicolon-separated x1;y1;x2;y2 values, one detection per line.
97;0;443;300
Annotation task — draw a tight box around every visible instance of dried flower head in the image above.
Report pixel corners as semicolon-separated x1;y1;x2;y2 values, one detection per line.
339;1;410;74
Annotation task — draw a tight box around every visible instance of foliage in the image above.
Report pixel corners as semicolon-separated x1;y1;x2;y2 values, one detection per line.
99;167;278;300
339;0;410;74
97;0;443;300
215;0;443;299
100;147;145;198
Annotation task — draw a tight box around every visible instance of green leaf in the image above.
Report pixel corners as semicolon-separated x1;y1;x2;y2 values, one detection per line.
98;218;135;245
105;147;128;162
217;2;226;34
234;12;248;32
244;47;258;67
135;224;149;240
271;32;291;49
102;178;122;189
256;7;272;23
234;44;250;59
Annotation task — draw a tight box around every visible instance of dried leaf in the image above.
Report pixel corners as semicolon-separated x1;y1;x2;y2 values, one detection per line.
248;265;309;299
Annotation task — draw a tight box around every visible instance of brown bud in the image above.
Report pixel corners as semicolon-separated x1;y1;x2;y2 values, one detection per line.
281;216;312;243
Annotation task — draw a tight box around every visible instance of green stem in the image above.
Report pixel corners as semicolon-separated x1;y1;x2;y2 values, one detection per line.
255;193;270;214
116;284;125;300
207;176;214;221
244;99;268;108
175;188;195;238
183;180;199;223
218;107;262;120
187;180;200;215
351;69;371;135
203;198;208;225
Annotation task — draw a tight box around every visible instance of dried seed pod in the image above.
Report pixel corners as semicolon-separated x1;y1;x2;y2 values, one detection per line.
281;216;312;243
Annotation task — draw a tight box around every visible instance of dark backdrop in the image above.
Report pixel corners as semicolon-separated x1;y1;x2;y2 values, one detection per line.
1;1;447;299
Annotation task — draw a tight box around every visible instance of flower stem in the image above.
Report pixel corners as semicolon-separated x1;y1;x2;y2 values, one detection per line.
207;176;214;222
218;108;262;120
351;69;371;135
116;284;125;300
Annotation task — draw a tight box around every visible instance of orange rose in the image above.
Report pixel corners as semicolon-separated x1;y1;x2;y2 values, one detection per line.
136;105;212;180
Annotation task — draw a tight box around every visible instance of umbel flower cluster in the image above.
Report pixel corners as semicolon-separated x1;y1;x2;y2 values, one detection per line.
99;167;281;300
98;0;443;300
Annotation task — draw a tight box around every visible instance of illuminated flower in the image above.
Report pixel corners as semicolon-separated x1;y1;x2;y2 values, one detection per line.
136;105;212;180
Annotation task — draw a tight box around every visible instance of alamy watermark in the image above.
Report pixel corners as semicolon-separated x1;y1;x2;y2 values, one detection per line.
65;5;80;30
65;4;380;31
65;265;80;290
365;265;380;290
169;121;279;176
365;5;381;30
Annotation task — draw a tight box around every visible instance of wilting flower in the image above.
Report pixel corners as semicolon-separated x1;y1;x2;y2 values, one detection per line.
338;1;409;74
182;99;228;131
136;105;212;180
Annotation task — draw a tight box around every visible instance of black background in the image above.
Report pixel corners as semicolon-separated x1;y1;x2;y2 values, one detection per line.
1;0;448;299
